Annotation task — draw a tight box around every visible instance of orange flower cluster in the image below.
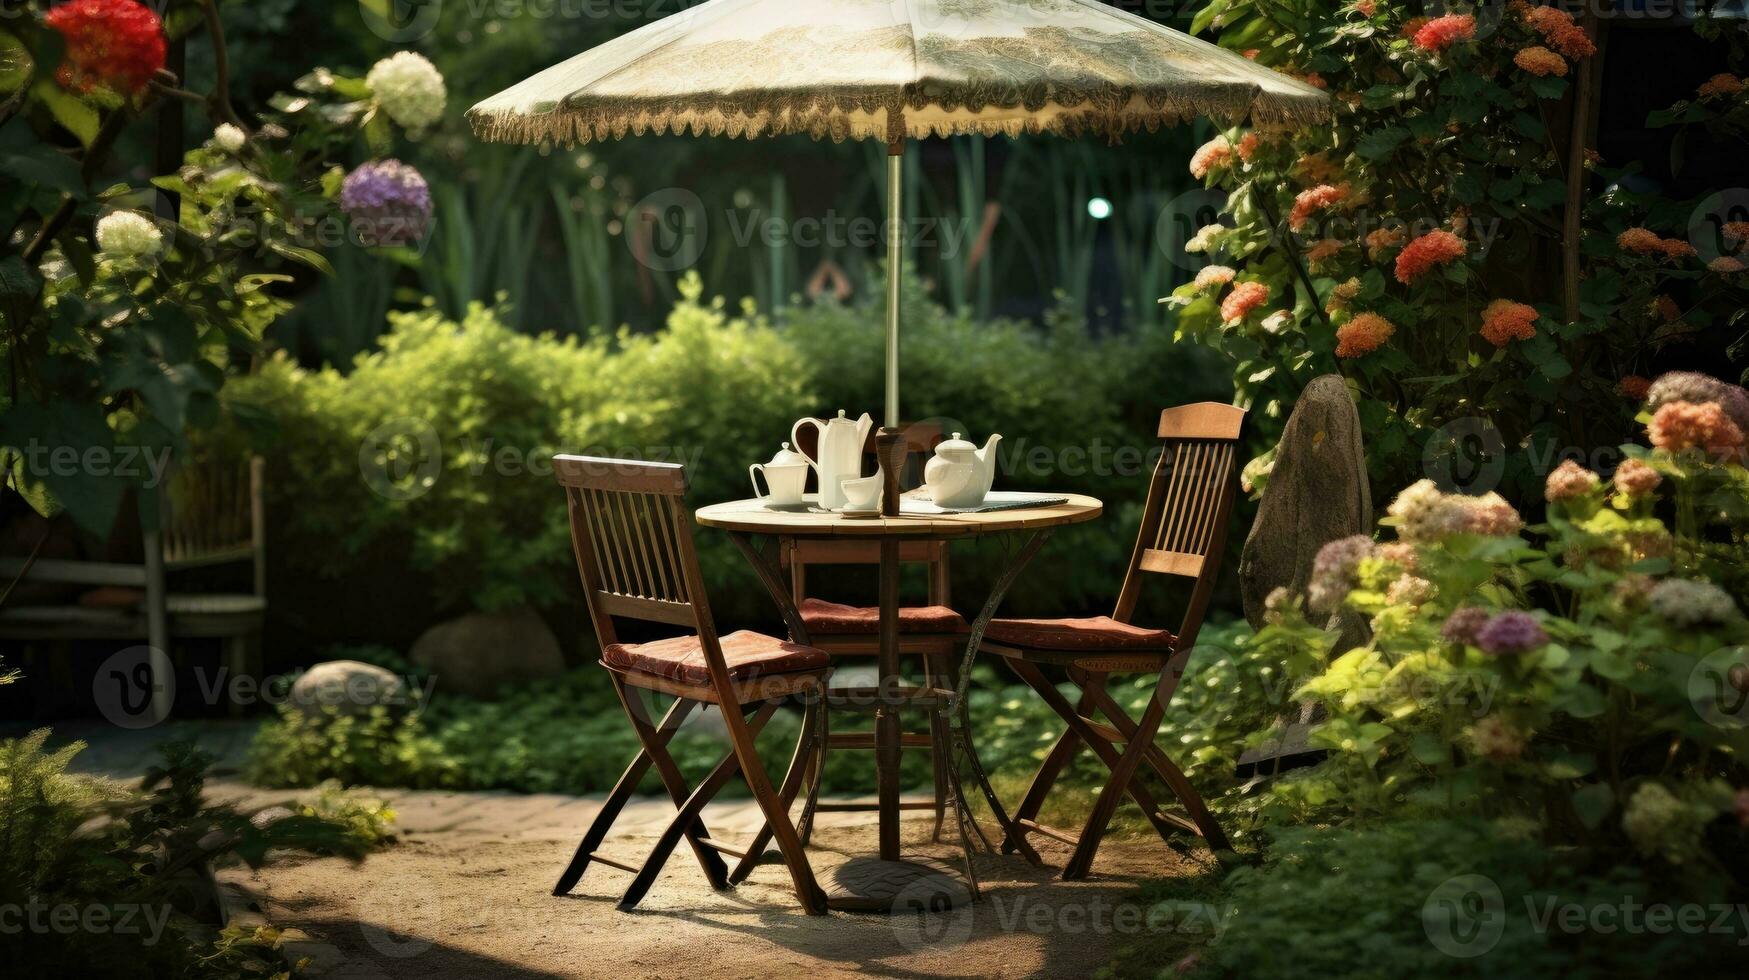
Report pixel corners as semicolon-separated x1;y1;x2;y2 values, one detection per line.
1711;256;1747;274
1697;74;1744;99
1365;226;1406;259
1290;184;1348;231
1649;401;1746;460
1299;71;1328;90
1336;312;1395;357
1356;0;1377;14
1514;46;1567;77
1480;299;1538;347
1394;229;1466;284
1652;294;1681;322
1189;136;1232;179
1521;5;1596;59
1305;239;1345;266
1402;16;1429;38
1617;227;1696;260
1723;221;1749;245
1414;14;1475;52
1236;131;1263;162
1220;281;1270;324
1327;277;1362;313
1617;375;1652;401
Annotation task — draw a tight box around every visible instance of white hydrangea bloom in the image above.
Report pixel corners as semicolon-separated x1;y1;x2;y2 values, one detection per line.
366;51;447;132
213;123;246;153
1184;223;1225;254
95;211;163;258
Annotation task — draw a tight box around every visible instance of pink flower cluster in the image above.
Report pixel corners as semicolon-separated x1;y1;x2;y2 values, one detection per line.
1413;14;1475;53
1544;459;1600;503
1394;230;1466;284
1220;281;1270;324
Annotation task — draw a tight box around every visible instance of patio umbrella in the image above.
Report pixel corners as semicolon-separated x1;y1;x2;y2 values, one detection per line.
468;0;1327;432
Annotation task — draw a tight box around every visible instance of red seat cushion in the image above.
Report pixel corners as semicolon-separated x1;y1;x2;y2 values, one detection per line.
799;598;969;636
602;629;829;685
983;616;1175;652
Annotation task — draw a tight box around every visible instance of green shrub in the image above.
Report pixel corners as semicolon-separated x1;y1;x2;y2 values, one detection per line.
229;272;1230;651
1241;434;1749;875
0;732;389;978
1130;819;1743;980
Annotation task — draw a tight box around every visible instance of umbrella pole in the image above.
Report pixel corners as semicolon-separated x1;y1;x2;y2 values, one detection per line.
877;139;906;518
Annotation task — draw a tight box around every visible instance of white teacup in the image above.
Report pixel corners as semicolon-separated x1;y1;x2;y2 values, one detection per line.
839;474;882;513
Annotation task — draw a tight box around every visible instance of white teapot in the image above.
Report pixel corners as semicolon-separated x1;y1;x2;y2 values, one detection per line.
922;432;1002;508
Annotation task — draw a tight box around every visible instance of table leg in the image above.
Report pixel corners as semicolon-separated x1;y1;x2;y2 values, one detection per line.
950;529;1053;867
876;537;902;861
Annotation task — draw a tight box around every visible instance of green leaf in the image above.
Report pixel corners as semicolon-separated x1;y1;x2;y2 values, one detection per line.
0;399;126;534
1356;127;1409;161
1529;75;1568;100
33;80;99;146
0;255;41;298
266;241;335;275
1571;783;1614;829
0;147;86;197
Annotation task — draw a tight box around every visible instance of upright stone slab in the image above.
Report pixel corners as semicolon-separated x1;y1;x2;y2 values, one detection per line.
1238;374;1372;641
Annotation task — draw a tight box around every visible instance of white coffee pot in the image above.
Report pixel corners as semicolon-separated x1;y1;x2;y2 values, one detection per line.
791;410;873;511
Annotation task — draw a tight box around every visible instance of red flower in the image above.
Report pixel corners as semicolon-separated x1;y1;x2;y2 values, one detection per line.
1479;299;1538;347
1394;229;1467;284
45;0;166;97
1414;14;1476;53
1617;375;1651;401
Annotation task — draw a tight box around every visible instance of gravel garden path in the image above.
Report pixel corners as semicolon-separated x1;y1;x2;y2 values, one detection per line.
45;720;1203;979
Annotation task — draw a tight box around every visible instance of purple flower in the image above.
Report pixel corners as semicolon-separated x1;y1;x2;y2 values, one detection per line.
1307;534;1375;614
340;159;432;246
1441;606;1491;646
1646;371;1749;432
1475;611;1548;655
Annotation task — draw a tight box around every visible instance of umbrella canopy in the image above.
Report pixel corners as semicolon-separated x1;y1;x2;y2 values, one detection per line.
467;0;1328;146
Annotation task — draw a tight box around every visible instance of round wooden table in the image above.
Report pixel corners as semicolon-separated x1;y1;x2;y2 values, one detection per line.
696;492;1102;911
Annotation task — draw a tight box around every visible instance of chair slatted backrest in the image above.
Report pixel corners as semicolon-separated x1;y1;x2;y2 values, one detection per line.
1112;403;1246;652
161;456;265;572
554;456;731;686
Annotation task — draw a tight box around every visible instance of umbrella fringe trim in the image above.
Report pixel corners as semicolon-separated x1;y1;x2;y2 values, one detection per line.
466;89;1327;147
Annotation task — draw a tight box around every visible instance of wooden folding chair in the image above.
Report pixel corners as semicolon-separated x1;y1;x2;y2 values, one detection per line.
548;455;829;914
982;403;1243;878
780;421;965;842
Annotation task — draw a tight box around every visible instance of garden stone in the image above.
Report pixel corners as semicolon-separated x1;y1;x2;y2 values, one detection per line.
1239;374;1371;649
288;661;406;720
409;606;564;700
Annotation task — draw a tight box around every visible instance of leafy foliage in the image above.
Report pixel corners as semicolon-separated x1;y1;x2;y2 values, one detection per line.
1171;0;1749;499
0;730;391;978
0;3;431;535
224;272;1227;635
